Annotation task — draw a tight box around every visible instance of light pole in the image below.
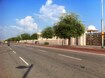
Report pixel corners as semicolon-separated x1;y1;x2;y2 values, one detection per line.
101;0;104;48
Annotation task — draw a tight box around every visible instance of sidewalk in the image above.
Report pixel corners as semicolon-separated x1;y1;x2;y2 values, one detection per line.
26;43;105;54
47;45;105;54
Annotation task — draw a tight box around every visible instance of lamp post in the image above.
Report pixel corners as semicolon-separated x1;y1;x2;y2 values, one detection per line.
101;0;104;48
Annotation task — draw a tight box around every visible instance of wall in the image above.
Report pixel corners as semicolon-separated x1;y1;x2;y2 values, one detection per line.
19;33;86;46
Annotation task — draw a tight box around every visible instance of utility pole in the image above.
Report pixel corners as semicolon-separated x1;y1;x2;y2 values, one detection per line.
101;0;104;48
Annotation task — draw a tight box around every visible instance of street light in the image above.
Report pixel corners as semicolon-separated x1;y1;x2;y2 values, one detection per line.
101;0;104;48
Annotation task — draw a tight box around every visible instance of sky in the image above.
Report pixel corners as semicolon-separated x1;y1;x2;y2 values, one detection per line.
0;0;105;40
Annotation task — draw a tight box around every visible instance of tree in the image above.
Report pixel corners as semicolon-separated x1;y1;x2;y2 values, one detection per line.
15;36;21;42
31;33;38;40
54;13;85;46
41;27;54;39
20;33;31;40
6;36;20;42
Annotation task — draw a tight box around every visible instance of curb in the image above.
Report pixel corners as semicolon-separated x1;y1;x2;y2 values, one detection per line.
26;44;105;55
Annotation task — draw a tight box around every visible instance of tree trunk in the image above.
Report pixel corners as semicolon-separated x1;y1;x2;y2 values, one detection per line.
68;38;71;46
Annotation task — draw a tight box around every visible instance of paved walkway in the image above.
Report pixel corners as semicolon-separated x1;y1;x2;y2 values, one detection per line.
75;45;104;49
25;43;105;54
47;45;105;54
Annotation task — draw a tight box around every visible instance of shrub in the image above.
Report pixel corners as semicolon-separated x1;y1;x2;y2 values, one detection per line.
44;42;49;45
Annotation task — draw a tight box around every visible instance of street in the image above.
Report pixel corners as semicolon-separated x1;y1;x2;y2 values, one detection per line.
0;44;105;78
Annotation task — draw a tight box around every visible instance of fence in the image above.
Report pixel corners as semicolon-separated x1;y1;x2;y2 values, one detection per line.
86;33;105;46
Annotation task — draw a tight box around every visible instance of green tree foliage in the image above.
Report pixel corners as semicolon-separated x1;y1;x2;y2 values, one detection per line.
16;36;21;41
6;36;21;41
41;27;54;39
31;33;38;40
6;33;37;42
6;37;15;41
54;13;85;45
20;33;31;40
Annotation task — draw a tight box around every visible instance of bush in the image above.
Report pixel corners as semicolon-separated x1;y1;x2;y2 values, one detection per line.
44;42;49;45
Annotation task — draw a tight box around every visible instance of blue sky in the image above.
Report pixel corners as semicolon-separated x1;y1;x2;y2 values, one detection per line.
0;0;105;40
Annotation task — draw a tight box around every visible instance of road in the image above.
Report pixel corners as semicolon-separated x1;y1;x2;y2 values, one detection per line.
0;44;105;78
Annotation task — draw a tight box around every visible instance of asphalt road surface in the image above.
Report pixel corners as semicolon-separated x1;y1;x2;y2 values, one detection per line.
0;44;105;78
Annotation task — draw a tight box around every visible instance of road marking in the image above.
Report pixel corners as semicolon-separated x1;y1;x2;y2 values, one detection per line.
19;57;29;66
58;54;82;61
38;49;47;53
13;51;16;54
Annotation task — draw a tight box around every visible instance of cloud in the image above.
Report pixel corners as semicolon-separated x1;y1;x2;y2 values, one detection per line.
0;16;39;40
0;0;66;40
0;25;23;40
0;16;38;40
38;0;66;23
46;0;52;5
16;16;38;30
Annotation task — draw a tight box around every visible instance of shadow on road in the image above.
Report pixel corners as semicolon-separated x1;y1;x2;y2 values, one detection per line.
16;64;33;78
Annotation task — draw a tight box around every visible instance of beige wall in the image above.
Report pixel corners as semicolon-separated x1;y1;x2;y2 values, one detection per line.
19;33;86;46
